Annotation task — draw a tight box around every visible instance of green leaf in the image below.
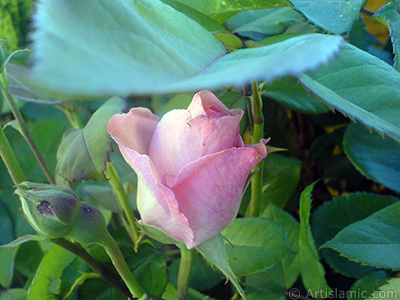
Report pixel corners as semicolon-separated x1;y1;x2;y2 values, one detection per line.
288;0;364;34
343;123;400;194
323;201;400;270
226;7;305;41
373;2;400;71
160;0;228;32
173;0;290;23
263;76;330;114
312;193;399;278
298;182;331;293
368;277;400;300
28;244;76;300
0;289;28;300
221;217;293;277
169;252;222;291
299;43;400;142
261;154;301;209
30;0;343;98
0;247;17;287
56;97;125;183
196;234;245;299
348;271;390;300
0;235;47;249
261;204;300;288
127;244;168;297
82;185;122;214
0;0;31;50
212;32;243;51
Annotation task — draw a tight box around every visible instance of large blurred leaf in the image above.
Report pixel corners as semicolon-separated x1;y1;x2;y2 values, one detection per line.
289;0;365;34
299;43;400;142
221;217;293;277
29;0;343;98
56;97;125;183
298;183;331;293
173;0;290;22
323;201;400;270
373;2;400;71
312;193;399;278
343;123;400;194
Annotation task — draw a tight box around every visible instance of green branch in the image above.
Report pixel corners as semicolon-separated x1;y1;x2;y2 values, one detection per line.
176;245;194;300
247;82;265;217
105;162;140;243
0;71;55;184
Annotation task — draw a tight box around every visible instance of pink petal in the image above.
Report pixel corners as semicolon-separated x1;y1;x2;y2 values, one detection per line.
148;109;242;181
107;107;160;155
187;90;243;119
115;142;194;245
170;142;267;249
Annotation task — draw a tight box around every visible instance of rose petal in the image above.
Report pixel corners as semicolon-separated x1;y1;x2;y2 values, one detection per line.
187;90;243;119
148;109;242;181
170;142;267;248
115;142;194;245
108;107;160;155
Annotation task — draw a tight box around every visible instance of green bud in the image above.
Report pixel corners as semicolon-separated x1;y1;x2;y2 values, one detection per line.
67;203;111;245
16;182;82;238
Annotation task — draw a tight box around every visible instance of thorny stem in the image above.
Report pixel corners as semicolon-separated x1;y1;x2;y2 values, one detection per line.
105;162;140;244
247;82;265;217
0;71;55;184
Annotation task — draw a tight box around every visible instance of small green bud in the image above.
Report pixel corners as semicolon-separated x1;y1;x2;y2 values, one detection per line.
16;182;82;238
67;203;110;245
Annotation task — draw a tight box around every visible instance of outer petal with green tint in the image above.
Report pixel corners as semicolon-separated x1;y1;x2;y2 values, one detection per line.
29;0;343;98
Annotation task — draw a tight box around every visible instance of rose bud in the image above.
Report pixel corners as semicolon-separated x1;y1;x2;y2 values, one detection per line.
16;182;82;239
108;90;267;249
67;203;111;245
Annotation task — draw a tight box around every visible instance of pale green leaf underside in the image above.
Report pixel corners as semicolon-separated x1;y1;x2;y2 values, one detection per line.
31;0;343;98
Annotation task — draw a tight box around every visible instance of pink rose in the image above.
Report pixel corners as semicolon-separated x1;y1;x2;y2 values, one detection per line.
108;90;267;249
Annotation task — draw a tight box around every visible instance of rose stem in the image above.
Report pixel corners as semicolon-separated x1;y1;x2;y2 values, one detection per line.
0;118;26;185
105;162;140;243
0;70;55;184
176;244;195;300
248;82;265;217
50;238;131;298
101;233;146;298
